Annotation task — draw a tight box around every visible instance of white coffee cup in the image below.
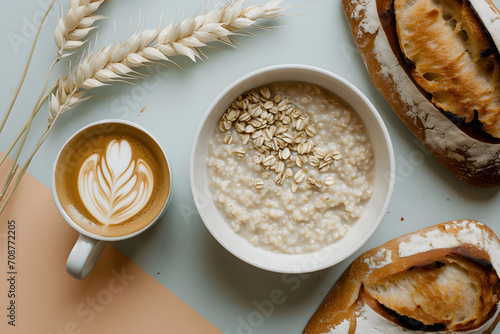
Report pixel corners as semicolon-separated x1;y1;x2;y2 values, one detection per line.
52;119;172;279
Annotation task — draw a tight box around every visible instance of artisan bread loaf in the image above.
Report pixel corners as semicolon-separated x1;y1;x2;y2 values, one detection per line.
342;0;500;187
303;220;500;333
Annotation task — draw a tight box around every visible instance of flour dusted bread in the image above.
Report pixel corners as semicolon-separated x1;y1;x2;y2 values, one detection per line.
342;0;500;187
303;220;500;334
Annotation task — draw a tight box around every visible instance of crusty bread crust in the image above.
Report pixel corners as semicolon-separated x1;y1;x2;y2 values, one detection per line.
394;0;500;134
341;0;500;187
303;220;500;334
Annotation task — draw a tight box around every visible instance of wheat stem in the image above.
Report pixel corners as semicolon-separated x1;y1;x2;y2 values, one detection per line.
3;60;58;173
0;79;57;204
0;80;58;172
0;0;105;153
0;98;57;210
0;0;57;134
49;0;286;121
0;113;59;215
0;0;107;210
0;0;288;212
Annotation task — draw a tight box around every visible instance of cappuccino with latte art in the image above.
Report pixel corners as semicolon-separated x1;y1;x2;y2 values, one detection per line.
54;122;170;238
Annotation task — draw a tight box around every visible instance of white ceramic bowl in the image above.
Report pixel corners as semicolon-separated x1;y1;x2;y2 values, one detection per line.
190;64;395;273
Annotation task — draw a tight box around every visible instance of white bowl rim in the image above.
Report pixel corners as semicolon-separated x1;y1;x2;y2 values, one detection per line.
190;64;395;273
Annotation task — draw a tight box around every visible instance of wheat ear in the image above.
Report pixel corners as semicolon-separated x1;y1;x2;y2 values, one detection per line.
0;0;287;214
0;0;107;171
55;0;107;58
0;0;107;206
1;0;106;163
49;0;285;121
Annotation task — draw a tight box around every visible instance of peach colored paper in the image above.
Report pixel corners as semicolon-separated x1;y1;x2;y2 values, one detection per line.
0;155;222;334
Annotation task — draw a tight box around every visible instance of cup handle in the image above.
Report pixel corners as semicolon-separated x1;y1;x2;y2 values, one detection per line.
66;234;107;280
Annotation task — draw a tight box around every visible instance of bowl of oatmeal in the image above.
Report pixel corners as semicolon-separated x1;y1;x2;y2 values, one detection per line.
190;64;394;273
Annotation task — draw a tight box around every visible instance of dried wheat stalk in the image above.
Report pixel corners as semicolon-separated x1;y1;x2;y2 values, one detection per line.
55;0;106;57
0;0;107;210
0;0;288;214
0;0;58;134
49;0;285;122
0;0;107;171
1;0;106;146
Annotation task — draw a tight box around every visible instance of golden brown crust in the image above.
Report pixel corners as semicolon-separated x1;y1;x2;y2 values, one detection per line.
303;220;500;334
342;0;500;187
395;0;500;135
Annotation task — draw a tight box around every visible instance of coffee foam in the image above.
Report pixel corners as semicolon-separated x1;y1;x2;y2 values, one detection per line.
55;122;170;238
78;139;154;227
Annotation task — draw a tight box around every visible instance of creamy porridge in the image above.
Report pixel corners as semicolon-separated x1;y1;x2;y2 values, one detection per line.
206;82;374;254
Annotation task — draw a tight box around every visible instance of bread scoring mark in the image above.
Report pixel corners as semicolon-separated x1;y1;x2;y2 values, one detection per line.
304;220;500;333
395;0;500;140
363;252;500;331
467;0;500;59
452;243;496;271
407;260;445;271
358;284;448;331
344;0;500;185
353;297;500;333
398;220;498;259
394;0;500;140
481;45;495;57
443;109;500;143
379;303;446;331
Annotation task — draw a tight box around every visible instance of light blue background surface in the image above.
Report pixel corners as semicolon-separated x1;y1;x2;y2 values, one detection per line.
1;0;499;333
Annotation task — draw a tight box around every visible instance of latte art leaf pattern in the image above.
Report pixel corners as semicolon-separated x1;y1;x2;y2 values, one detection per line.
78;139;154;226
